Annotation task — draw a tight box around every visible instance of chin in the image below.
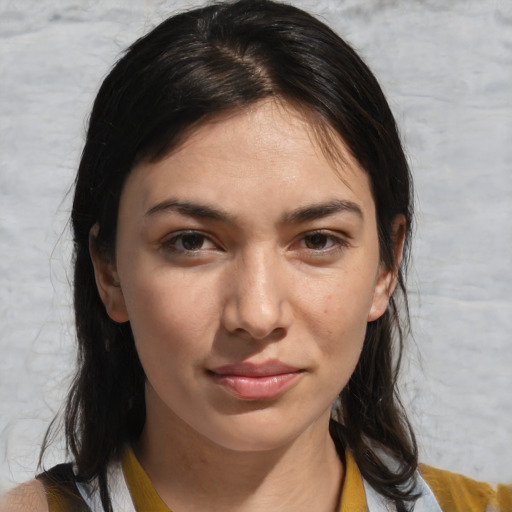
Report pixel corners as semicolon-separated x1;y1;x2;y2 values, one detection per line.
197;411;321;453
209;430;297;453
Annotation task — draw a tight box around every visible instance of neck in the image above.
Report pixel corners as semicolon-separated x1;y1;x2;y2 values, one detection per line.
135;399;343;512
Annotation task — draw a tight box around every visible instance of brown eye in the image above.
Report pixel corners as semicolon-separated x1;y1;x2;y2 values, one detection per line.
297;231;349;256
163;231;217;253
304;233;330;250
180;233;207;251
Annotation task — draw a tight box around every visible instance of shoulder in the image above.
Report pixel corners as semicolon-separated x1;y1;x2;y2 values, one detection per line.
420;464;512;512
0;479;49;512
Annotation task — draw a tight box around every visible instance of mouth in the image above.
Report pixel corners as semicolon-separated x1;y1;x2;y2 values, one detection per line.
208;360;304;400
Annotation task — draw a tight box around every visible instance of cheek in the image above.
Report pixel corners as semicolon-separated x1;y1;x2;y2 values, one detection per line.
298;270;376;392
120;269;219;362
309;274;375;340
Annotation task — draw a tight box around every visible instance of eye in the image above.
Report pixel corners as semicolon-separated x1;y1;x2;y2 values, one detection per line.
163;231;218;253
300;231;346;251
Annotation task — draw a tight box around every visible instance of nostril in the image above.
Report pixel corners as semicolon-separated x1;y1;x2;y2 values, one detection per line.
232;326;287;342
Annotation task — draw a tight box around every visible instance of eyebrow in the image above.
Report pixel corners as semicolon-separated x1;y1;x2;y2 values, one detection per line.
145;198;363;224
145;199;235;222
281;199;364;224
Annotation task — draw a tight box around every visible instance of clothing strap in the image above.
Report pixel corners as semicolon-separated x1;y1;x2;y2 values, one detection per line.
37;461;135;512
75;460;135;512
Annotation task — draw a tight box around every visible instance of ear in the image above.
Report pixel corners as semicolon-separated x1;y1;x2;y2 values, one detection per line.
367;215;406;322
89;224;129;323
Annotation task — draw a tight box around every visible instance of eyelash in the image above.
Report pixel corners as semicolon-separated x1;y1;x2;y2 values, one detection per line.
298;231;348;250
160;229;349;257
161;231;220;254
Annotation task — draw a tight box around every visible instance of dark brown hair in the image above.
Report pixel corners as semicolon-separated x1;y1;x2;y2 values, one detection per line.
42;1;417;510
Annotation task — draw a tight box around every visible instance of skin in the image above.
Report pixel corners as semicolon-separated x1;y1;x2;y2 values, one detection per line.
86;99;401;512
0;480;48;512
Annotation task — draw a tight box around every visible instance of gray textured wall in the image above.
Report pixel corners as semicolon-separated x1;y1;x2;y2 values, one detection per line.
1;0;511;492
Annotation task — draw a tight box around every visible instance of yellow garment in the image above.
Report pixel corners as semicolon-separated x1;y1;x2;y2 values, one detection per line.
39;448;511;511
420;464;512;512
337;448;368;512
122;448;169;511
122;448;512;512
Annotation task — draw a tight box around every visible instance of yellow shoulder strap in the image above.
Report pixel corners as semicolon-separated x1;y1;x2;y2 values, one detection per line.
338;449;368;512
122;448;171;511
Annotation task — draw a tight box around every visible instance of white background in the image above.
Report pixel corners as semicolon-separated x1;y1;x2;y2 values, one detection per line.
1;0;511;493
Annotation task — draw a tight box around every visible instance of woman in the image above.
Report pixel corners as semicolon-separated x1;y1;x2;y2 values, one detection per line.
1;1;510;511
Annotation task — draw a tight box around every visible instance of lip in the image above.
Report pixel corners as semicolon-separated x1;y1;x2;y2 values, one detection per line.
208;360;304;400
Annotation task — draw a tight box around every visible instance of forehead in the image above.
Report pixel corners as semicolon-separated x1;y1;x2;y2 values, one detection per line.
124;99;375;219
167;101;356;171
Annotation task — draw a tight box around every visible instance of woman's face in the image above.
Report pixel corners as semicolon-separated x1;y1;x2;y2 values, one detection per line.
93;100;397;452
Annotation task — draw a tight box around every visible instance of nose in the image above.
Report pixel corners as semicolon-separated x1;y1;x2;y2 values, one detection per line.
221;248;292;341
